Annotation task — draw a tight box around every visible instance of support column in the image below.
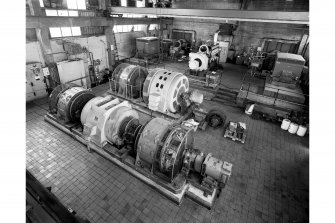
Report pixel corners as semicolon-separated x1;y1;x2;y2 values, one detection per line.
99;0;107;10
27;0;43;16
297;32;309;55
27;0;58;88
105;22;116;69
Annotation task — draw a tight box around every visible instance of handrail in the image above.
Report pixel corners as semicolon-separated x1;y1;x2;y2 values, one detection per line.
239;83;308;109
240;71;309;98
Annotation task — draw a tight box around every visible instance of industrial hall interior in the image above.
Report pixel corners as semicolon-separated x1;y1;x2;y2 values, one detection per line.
25;0;310;222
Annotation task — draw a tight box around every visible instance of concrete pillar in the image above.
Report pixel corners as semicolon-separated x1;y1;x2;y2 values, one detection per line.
35;27;55;65
105;23;116;69
27;0;42;16
297;32;309;55
99;0;107;10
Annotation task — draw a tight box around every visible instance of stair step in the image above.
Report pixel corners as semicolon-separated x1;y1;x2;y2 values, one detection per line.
212;97;238;106
215;94;236;102
217;91;237;98
218;88;239;95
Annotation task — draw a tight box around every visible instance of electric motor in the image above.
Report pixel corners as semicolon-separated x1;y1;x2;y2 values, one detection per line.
49;84;95;123
201;154;232;186
142;68;189;113
112;63;148;99
189;52;209;71
81;95;139;147
136;117;194;181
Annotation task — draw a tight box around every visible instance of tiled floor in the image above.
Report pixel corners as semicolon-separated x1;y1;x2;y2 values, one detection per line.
26;83;309;223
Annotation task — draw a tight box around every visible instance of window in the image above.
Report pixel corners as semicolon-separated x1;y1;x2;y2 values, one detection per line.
149;24;158;31
45;9;78;17
49;27;81;38
136;0;145;7
113;24;146;33
121;0;127;7
49;28;62;38
61;27;72;37
39;0;44;7
71;27;81;36
45;9;58;16
57;10;69;16
67;0;86;10
68;11;79;16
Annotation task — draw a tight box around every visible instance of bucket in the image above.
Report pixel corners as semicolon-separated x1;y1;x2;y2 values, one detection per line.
281;119;291;130
288;122;299;134
245;104;255;115
297;125;307;137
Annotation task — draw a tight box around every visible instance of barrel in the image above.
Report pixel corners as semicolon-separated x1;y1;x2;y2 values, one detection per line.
288;122;299;134
297;125;307;137
281;119;291;130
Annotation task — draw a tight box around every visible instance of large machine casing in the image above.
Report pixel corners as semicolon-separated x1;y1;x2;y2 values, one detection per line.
272;53;305;81
136;37;160;59
189;52;209;71
81;96;139;147
142;68;189;113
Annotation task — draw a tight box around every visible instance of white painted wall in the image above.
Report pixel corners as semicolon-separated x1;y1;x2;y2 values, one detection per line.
50;35;109;72
26;42;45;66
26;35;109;71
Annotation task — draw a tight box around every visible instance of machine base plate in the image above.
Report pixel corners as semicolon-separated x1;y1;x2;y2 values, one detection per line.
44;113;216;209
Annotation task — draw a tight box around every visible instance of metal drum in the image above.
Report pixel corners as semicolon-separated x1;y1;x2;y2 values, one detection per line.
112;63;148;99
48;83;78;114
55;86;95;123
136;117;194;181
142;68;189;113
136;118;171;167
288;122;299;134
281;119;291;130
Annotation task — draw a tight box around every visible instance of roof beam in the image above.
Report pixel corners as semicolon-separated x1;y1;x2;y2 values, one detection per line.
110;7;309;24
26;16;170;28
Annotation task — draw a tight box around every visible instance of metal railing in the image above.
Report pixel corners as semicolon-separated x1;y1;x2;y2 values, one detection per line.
108;78;145;101
239;73;309;108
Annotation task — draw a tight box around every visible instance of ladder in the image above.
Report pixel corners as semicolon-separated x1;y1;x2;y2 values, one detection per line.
112;31;119;62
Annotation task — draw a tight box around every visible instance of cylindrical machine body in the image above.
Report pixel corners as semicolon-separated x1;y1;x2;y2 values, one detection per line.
189;52;209;71
199;44;210;55
136;37;159;59
189;90;204;105
201;154;232;186
288;122;299;134
297;125;307;137
81;95;139;147
136;118;171;166
112;63;148;99
136;117;194;180
281;119;291;130
142;68;189;113
161;39;173;55
54;86;95;123
48;83;78;114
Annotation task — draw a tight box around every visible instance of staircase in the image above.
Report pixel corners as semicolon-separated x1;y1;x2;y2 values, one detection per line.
212;87;239;105
187;74;239;106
